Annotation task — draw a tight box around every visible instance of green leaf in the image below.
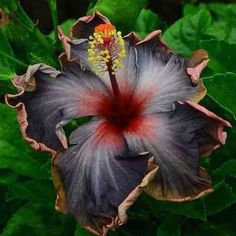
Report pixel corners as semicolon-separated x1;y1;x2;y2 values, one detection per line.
74;223;94;236
0;30;15;81
157;215;182;236
47;0;59;43
163;9;211;57
0;140;47;177
49;19;76;40
1;203;48;236
0;80;16;103
200;95;236;172
6;179;54;202
201;40;236;74
183;3;236;44
134;9;164;38
183;4;200;16
1;203;75;236
0;104;49;177
204;21;236;45
0;28;23;98
203;73;236;114
141;195;206;220
200;95;235;126
60;19;76;36
0;187;24;230
88;0;148;34
182;219;233;236
203;3;236;44
0;0;58;69
206;203;236;236
0;169;18;185
213;160;236;177
204;182;236;216
206;3;236;20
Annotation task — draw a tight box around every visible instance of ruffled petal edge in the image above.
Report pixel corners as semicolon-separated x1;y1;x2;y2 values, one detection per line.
124;31;208;103
58;12;208;105
187;49;209;102
5;64;67;154
52;153;158;236
72;11;111;38
185;101;232;156
144;164;213;202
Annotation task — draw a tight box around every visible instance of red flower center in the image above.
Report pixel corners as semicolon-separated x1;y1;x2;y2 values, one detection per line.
97;89;149;133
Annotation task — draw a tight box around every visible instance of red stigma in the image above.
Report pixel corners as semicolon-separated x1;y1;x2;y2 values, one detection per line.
95;24;116;34
95;23;116;48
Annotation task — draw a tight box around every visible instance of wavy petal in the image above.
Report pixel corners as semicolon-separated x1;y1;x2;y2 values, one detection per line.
5;63;111;152
52;119;151;235
187;49;209;85
58;11;110;70
60;22;208;112
124;102;230;201
72;11;111;39
132;32;208;113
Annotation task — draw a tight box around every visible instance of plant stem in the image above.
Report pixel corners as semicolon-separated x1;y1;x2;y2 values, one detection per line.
47;0;59;44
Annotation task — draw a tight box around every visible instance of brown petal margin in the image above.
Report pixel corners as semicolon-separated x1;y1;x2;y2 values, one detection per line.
58;27;88;67
52;154;158;236
136;32;207;103
124;30;207;104
59;11;208;106
71;11;111;39
136;30;171;54
124;30;171;54
186;101;232;156
5;64;67;154
52;153;68;213
123;31;141;45
58;26;72;60
187;49;209;102
144;164;213;202
135;101;231;202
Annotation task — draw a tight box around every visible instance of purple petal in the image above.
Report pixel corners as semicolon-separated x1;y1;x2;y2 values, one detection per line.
132;32;207;113
60;27;207;113
58;27;92;71
123;102;230;201
5;63;111;152
52;118;150;234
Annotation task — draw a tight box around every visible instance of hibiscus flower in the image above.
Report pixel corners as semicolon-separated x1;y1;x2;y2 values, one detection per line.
5;12;231;236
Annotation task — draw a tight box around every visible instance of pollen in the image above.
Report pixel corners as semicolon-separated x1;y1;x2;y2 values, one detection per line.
88;23;125;75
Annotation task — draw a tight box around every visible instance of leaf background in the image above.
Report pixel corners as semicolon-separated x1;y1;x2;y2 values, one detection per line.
0;0;236;235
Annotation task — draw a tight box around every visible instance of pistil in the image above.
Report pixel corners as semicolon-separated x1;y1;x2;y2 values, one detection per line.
107;60;120;98
88;23;125;98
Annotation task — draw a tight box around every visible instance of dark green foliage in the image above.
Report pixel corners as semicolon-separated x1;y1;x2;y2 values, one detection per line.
0;1;236;235
87;0;148;34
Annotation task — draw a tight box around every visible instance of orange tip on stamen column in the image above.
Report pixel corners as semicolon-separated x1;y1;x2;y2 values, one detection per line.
88;23;125;75
95;24;116;33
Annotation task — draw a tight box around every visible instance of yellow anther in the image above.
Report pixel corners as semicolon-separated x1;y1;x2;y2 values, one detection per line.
87;24;126;75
